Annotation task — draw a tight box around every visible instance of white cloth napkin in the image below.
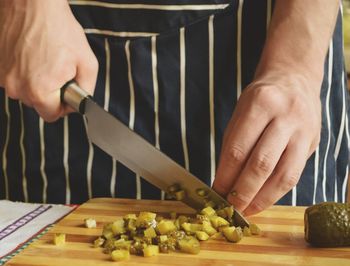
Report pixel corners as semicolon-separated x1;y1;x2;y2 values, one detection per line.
0;200;74;259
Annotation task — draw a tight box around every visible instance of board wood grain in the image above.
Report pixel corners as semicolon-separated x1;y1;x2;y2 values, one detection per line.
6;198;350;266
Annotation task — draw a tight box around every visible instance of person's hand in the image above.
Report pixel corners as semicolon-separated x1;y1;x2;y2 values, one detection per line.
212;71;321;216
0;0;98;122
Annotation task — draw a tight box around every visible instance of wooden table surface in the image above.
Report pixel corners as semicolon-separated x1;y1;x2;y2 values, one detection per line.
6;198;350;266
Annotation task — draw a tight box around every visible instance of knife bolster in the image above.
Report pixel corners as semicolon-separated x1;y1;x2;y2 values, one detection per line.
61;80;91;114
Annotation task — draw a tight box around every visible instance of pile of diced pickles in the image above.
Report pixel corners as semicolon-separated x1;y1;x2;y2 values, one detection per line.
91;205;260;261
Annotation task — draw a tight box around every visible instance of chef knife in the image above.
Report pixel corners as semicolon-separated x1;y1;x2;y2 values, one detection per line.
61;80;249;227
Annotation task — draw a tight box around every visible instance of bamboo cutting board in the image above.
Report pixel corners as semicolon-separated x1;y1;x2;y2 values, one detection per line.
6;198;350;266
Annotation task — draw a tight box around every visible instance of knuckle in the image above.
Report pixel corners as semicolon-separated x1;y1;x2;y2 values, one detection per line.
248;200;267;214
278;173;301;192
228;191;251;209
250;153;274;176
252;85;282;109
226;144;246;165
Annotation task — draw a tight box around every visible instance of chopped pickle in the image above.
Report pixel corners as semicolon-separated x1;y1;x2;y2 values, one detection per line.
196;214;209;223
125;218;136;231
204;200;216;208
175;190;186;201
144;227;157;238
178;236;200;254
210;216;230;228
84;218;97;228
112;219;125;235
200;206;216;217
170;211;177;220
211;232;224;240
135;212;156;228
202;221;217;236
159;235;168;243
157;220;177;235
216;208;227;218
124;214;137;220
249;224;261;235
143;245;159;257
53;233;66;246
181;222;191;232
222;226;243;243
177;215;189;225
120;234;129;240
92;203;258;261
94;237;105;248
114;239;132;250
195;231;209;241
102;224;114;240
111;249;130;261
181;222;203;233
243;226;252;236
217;225;230;233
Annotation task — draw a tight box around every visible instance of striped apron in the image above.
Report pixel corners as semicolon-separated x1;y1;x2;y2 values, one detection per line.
0;0;349;206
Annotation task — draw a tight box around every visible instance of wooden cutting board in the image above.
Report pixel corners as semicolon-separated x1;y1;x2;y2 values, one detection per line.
6;198;350;266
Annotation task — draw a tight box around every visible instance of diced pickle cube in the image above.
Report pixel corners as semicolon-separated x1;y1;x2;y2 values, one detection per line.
177;215;188;225
224;206;234;219
53;233;66;246
217;225;230;233
111;219;125;235
210;216;230;228
211;232;224;240
157;220;177;235
159;235;168;243
143;245;159;257
181;222;192;232
195;231;209;241
222;226;243;243
114;239;132;250
202;221;217;236
190;223;203;232
94;237;105;248
124;214;137;220
125;218;136;231
170;211;177;220
249;223;261;235
204;200;216;208
144;227;157;238
111;249;130;261
200;206;216;217
216;208;227;218
178;236;200;254
136;212;157;228
102;223;114;239
243;226;252;236
84;218;97;228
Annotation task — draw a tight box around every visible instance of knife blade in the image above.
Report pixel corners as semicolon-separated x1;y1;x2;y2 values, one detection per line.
61;81;249;227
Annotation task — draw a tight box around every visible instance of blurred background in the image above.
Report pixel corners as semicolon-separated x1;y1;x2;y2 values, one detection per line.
344;0;350;86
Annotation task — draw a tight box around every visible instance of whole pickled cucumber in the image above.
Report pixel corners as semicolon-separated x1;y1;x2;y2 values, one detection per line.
304;202;350;247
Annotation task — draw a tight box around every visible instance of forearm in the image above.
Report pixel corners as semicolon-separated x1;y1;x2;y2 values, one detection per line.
255;0;339;89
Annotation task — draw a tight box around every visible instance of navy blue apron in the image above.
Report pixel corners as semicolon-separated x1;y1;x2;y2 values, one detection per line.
0;0;349;205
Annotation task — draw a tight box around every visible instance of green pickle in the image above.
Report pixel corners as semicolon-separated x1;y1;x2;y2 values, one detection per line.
304;202;350;247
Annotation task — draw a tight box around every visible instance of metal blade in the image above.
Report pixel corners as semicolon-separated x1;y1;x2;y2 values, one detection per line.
83;98;249;227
